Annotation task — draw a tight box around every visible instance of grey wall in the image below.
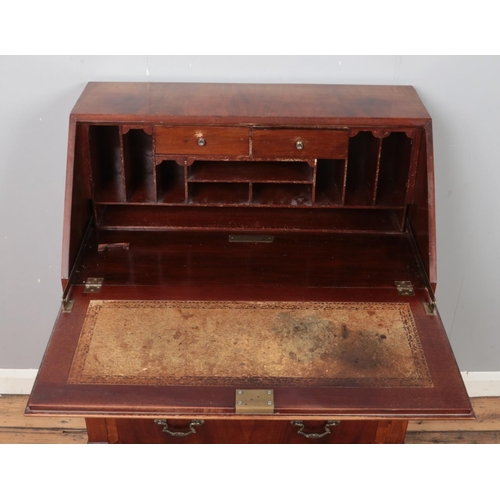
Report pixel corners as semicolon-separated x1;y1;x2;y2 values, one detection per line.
1;55;499;371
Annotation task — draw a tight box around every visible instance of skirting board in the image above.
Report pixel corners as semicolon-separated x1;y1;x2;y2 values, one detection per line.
0;370;39;395
1;369;500;397
461;372;500;397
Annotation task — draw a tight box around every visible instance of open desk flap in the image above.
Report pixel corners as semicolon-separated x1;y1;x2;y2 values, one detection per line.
27;286;472;419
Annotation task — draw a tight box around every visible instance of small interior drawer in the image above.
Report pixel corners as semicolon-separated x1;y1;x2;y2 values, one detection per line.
155;126;249;156
252;128;349;159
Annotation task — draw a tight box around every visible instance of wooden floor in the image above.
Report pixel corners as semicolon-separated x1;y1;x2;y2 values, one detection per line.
1;395;499;444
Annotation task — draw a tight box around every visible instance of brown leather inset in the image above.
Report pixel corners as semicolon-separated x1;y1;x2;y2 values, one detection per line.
68;300;432;388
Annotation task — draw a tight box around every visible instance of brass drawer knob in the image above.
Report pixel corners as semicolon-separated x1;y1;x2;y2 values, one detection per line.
198;137;206;146
295;140;304;150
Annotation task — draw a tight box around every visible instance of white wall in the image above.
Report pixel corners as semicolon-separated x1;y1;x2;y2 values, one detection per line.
0;55;499;370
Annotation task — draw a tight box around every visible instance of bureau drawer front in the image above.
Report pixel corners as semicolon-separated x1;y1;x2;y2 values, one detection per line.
252;129;349;159
155;126;249;156
89;418;407;444
112;418;347;444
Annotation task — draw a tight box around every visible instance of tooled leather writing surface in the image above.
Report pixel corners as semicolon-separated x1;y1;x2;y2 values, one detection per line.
68;300;431;388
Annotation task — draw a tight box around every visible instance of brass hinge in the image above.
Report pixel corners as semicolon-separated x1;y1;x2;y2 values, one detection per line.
84;277;104;293
61;299;75;313
235;389;275;414
395;281;415;296
423;301;437;315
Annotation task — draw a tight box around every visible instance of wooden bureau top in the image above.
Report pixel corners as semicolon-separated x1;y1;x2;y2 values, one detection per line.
71;82;431;125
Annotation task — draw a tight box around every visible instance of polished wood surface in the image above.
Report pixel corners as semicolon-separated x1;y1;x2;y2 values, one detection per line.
75;230;427;288
71;83;431;124
408;122;437;290
62;122;93;283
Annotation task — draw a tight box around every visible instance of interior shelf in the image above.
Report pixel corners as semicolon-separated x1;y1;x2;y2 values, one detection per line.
97;205;404;233
189;183;249;205
186;161;315;206
252;184;312;206
188;161;313;183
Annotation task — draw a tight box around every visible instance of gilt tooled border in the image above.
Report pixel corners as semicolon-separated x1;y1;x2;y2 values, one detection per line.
68;300;433;388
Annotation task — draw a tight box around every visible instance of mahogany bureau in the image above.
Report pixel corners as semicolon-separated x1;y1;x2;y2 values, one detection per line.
26;82;473;443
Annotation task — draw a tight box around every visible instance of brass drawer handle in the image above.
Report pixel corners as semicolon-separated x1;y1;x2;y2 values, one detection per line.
295;140;304;150
154;419;205;437
291;420;340;439
198;137;206;146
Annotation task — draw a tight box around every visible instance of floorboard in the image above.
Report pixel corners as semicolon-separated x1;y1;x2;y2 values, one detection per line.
0;428;88;444
405;430;500;444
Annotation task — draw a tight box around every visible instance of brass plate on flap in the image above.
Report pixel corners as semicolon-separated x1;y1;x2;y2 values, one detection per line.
235;389;274;414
